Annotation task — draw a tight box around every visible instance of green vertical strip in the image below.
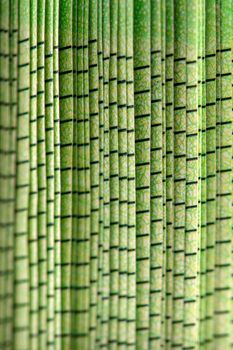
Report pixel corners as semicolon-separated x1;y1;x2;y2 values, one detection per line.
45;0;55;347
82;0;91;342
71;0;78;345
7;1;18;348
70;0;77;347
75;0;90;347
76;0;85;343
96;0;104;345
103;0;111;345
83;1;91;344
53;1;61;348
183;0;199;348
58;0;73;347
134;1;151;349
88;0;99;348
13;0;30;349
0;1;11;348
165;1;174;348
126;0;136;348
0;0;4;344
37;0;47;347
29;0;38;348
231;0;233;344
83;0;91;343
109;1;119;348
101;0;110;347
117;1;128;349
161;1;167;345
150;0;163;347
199;0;207;347
205;0;216;347
214;0;232;347
172;0;186;347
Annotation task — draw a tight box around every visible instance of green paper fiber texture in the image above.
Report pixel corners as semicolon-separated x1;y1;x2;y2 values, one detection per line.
1;0;233;349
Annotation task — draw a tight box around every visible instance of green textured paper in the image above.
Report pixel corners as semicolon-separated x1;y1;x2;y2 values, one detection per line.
1;1;233;350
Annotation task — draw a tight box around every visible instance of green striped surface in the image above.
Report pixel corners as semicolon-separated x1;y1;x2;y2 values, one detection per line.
0;0;233;349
